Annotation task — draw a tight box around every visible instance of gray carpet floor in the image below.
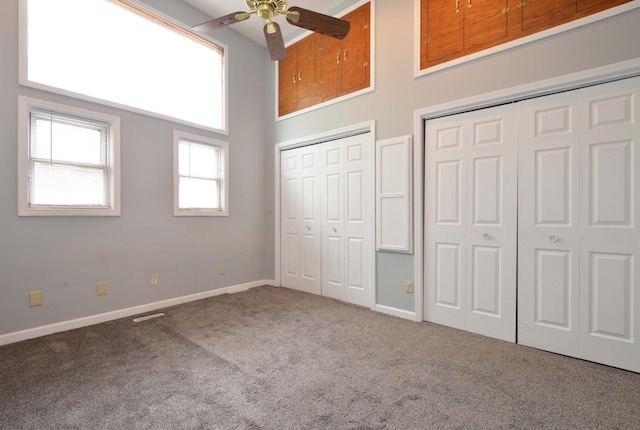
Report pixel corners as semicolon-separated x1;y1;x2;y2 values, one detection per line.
1;286;639;429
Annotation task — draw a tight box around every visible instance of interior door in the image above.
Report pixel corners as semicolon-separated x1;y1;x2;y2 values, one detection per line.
280;145;321;295
425;104;518;342
518;76;640;373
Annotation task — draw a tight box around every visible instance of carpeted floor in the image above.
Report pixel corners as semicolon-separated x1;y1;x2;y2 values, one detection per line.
1;286;639;429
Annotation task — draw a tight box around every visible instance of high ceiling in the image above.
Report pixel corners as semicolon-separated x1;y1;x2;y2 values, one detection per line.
183;0;347;46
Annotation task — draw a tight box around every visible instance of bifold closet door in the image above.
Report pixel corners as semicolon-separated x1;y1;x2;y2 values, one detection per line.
280;133;373;308
518;76;640;373
280;145;322;295
319;134;372;308
425;104;518;342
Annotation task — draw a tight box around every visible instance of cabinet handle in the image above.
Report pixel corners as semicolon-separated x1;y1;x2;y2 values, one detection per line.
336;53;340;64
468;0;472;8
344;50;348;62
292;74;296;84
298;71;302;81
456;0;460;13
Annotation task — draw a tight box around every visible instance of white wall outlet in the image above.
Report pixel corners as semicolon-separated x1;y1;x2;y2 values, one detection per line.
218;265;225;275
29;291;43;307
96;282;108;296
405;280;414;294
150;274;159;286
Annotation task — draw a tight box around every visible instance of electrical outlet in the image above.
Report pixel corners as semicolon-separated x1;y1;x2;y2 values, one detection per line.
150;274;158;286
97;282;107;296
405;280;414;294
218;265;225;275
29;291;43;307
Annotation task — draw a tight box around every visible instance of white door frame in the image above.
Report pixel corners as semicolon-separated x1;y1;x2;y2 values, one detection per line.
274;120;377;309
413;58;640;322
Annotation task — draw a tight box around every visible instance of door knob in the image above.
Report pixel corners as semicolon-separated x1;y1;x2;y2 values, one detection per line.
332;227;337;233
306;226;311;231
550;235;558;242
483;233;491;240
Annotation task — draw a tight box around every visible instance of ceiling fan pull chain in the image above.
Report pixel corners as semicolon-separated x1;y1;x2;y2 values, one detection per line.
298;71;302;81
336;53;340;64
292;74;296;84
344;50;348;62
456;0;460;13
468;0;472;8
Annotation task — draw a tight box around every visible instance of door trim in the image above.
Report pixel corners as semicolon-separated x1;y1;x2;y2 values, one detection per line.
413;58;640;322
275;120;377;309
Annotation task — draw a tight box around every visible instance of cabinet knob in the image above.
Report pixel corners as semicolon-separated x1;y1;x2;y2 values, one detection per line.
306;226;311;231
332;227;338;233
483;233;491;240
550;235;558;242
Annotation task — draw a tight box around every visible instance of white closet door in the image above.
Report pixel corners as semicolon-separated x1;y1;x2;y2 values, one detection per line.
518;76;640;373
280;145;322;295
320;134;373;307
425;105;518;342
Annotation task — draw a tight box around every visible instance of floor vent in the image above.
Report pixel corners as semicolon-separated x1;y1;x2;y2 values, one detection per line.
133;313;165;323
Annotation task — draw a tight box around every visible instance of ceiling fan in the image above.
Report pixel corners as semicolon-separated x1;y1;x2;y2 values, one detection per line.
193;0;350;61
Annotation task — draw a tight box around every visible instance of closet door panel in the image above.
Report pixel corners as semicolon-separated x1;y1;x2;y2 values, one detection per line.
518;93;581;356
579;77;640;372
343;134;372;307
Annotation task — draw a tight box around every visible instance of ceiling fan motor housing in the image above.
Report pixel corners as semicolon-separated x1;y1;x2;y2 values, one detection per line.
246;0;288;16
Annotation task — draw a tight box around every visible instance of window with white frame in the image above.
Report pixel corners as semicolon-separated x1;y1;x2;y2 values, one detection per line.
20;0;226;132
18;96;121;216
174;131;228;216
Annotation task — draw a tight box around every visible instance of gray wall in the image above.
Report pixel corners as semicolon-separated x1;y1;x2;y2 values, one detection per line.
0;0;270;335
265;0;640;312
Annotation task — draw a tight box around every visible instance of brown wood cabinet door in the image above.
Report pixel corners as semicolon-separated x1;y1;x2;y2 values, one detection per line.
577;0;631;16
319;34;342;100
425;0;464;63
342;3;370;93
278;46;298;116
521;0;576;32
296;36;317;109
464;0;509;49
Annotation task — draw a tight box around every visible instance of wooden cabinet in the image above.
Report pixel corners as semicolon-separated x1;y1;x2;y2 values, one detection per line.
420;0;633;70
278;36;319;117
278;2;371;117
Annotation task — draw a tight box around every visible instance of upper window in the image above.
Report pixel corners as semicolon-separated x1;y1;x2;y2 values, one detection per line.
18;96;121;216
20;0;226;132
173;131;229;217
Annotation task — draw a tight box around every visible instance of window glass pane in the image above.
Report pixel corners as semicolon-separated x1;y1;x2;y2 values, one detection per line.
31;162;106;206
189;143;219;179
26;0;224;130
179;177;220;209
32;116;105;165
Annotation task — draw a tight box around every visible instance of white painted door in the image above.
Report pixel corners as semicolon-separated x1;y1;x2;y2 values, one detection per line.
425;104;518;342
518;76;640;372
280;133;373;308
280;145;322;295
320;134;373;307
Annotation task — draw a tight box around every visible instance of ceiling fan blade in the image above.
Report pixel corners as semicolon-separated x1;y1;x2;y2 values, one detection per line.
193;11;250;32
286;7;350;40
264;22;287;61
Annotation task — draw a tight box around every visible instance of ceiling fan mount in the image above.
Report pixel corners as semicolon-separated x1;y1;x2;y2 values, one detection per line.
193;0;350;61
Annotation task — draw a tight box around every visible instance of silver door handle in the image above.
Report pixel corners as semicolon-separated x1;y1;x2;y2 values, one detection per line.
550;235;558;242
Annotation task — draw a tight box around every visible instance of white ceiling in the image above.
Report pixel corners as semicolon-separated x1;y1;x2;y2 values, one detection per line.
183;0;347;46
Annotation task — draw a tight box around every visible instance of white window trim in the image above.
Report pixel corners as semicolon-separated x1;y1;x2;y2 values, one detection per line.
18;96;121;216
18;0;229;135
173;130;229;217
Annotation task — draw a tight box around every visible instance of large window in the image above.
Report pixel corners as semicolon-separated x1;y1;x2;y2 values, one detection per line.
18;96;121;216
20;0;226;132
174;131;229;217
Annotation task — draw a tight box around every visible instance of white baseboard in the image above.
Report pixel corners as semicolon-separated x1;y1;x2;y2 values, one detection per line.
375;304;417;321
0;280;268;346
264;279;278;287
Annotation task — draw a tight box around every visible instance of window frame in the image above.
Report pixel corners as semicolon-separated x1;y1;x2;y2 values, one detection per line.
18;96;121;216
173;130;229;217
18;0;229;134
